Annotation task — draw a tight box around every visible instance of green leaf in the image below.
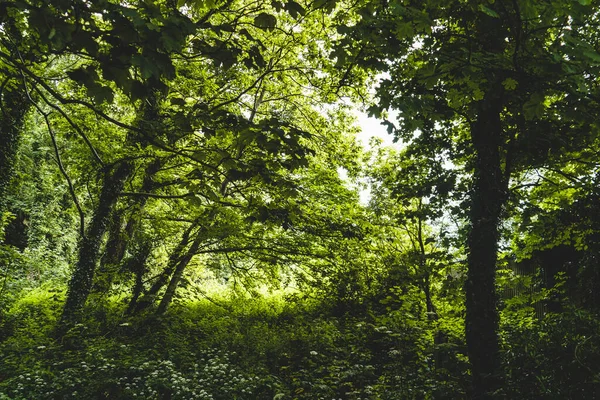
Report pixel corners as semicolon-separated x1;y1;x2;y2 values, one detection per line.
211;48;239;69
238;29;255;42
394;22;414;39
87;83;114;104
285;0;306;19
472;88;484;101
101;62;131;92
67;67;90;84
160;32;180;53
271;1;284;11
313;0;336;12
205;188;219;201
148;50;176;79
129;80;147;101
72;32;99;57
502;78;518;91
132;54;157;79
478;4;499;18
254;12;277;31
519;0;538;19
523;92;546;120
133;51;175;80
583;50;600;62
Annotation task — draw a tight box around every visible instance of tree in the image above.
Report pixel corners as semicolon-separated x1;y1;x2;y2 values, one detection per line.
0;0;201;327
365;142;458;319
0;0;365;321
507;135;600;313
333;0;600;397
59;160;133;328
0;0;348;326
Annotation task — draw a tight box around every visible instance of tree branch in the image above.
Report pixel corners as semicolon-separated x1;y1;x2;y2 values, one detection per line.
32;85;104;166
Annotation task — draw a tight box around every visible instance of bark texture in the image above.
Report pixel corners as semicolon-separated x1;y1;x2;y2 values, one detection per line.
156;233;203;314
125;240;152;315
463;11;509;398
130;221;197;314
465;89;507;399
59;161;133;329
96;159;162;293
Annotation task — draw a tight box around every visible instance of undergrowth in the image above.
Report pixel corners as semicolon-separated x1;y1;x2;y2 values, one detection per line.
0;288;598;399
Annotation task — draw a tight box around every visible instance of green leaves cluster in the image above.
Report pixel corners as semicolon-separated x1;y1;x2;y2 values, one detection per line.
3;1;600;398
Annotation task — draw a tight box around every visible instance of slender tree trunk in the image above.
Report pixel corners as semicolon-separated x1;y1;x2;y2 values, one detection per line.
59;161;133;330
465;88;507;398
415;208;437;321
104;159;161;265
156;234;203;314
93;211;126;294
130;221;197;314
423;276;437;320
99;212;127;270
125;240;152;315
96;158;162;293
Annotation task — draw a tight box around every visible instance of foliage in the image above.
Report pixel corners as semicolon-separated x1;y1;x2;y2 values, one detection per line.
2;0;600;399
500;308;600;399
0;289;470;400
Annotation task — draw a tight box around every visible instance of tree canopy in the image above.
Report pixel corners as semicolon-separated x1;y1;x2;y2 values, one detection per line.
2;1;600;399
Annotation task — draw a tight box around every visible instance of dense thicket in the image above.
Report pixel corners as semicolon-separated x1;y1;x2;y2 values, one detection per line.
1;0;600;399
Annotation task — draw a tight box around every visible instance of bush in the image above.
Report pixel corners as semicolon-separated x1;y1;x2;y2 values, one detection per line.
500;308;600;399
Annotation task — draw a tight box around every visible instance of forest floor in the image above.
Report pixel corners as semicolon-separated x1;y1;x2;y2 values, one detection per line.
0;287;599;399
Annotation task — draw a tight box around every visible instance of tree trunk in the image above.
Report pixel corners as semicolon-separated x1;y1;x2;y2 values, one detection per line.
93;211;126;294
423;275;437;321
96;158;161;293
465;88;507;398
125;240;152;315
416;208;437;321
156;234;203;314
99;212;127;270
59;161;133;330
0;84;28;215
462;9;510;397
130;221;197;314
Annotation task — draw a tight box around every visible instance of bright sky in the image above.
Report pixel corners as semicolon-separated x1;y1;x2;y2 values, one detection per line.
355;109;401;149
337;109;402;205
